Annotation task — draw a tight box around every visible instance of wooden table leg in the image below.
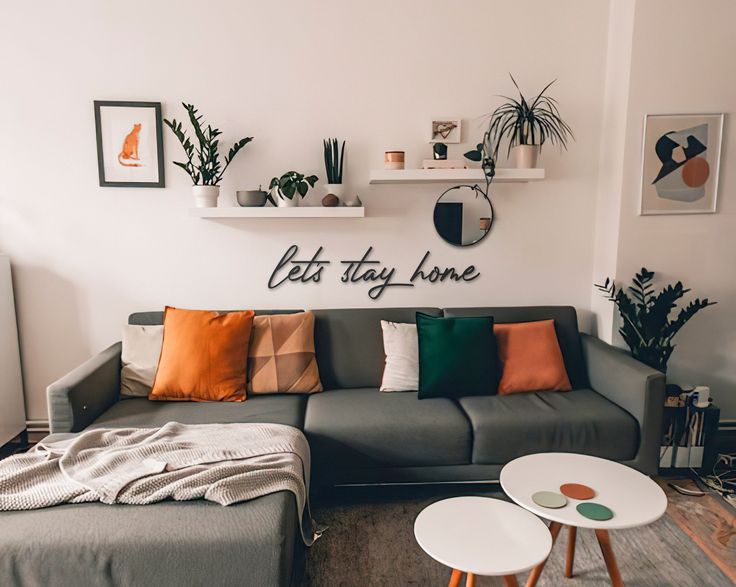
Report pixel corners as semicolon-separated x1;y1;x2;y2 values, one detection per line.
565;526;577;578
525;521;563;587
448;569;462;587
595;529;625;587
503;576;519;587
465;572;475;587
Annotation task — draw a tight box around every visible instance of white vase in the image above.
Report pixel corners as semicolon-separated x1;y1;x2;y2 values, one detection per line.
324;183;345;205
192;185;220;208
513;145;540;169
274;189;299;207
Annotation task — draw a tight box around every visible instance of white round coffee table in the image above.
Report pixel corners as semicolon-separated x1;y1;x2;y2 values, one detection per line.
414;496;552;587
500;453;667;587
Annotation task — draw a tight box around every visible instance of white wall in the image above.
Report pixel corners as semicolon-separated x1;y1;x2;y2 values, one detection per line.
0;0;610;420
611;0;736;420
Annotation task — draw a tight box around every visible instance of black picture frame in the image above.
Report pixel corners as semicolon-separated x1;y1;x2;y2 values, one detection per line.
94;100;165;188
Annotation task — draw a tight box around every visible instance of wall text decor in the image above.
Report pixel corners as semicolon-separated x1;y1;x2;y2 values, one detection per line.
268;245;480;300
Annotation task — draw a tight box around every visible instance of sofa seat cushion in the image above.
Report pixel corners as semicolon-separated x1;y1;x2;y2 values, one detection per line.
458;389;639;464
89;395;307;430
304;387;472;468
0;493;298;587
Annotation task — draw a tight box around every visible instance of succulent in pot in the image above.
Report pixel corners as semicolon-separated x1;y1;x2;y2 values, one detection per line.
323;138;346;204
267;171;318;208
164;103;253;207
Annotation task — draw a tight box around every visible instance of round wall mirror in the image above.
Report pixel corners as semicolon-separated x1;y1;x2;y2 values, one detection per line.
433;185;493;247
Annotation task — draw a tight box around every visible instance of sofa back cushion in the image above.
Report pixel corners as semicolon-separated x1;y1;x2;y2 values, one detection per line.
129;309;299;326
443;306;589;389
312;308;442;389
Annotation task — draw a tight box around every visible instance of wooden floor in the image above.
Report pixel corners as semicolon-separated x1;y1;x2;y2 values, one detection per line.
661;477;736;584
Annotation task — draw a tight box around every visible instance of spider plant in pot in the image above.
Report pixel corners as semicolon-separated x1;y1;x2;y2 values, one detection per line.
323;138;346;204
267;171;318;208
485;74;573;169
164;103;253;207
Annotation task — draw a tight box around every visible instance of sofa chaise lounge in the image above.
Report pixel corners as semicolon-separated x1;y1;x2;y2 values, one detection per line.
0;306;665;587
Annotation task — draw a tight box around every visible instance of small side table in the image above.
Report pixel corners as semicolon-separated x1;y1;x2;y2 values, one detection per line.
501;453;668;587
414;496;552;586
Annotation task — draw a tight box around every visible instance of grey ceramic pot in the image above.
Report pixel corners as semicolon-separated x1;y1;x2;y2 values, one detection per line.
236;190;267;207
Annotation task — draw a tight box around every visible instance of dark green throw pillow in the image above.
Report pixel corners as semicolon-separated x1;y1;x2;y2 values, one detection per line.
416;312;499;399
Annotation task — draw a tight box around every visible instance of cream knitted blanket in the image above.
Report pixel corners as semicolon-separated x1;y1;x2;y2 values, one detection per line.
0;422;321;544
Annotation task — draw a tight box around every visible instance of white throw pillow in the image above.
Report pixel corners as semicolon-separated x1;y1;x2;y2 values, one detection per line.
121;324;163;397
380;321;419;392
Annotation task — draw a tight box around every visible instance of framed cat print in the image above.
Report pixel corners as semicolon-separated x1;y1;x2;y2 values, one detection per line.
94;101;165;187
640;113;723;215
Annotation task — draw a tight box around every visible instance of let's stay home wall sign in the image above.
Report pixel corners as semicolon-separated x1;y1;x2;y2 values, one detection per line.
268;245;480;300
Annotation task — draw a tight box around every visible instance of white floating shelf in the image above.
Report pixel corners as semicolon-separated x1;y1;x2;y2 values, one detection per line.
189;206;365;218
369;168;545;184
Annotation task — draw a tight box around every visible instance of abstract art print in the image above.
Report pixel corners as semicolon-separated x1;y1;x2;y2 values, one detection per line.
640;113;723;215
94;101;165;187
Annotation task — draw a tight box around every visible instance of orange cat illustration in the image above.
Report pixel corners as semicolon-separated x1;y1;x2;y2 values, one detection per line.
118;123;142;167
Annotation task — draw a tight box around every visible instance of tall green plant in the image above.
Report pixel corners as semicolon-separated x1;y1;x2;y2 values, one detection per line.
595;268;716;372
465;74;573;162
323;138;345;184
164;103;252;186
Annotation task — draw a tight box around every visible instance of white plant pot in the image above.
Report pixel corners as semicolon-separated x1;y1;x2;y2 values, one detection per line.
192;185;220;208
513;145;540;169
324;183;345;205
274;189;300;207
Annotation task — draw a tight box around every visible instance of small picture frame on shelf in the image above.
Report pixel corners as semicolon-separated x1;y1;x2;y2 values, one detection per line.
429;118;461;144
94;100;165;188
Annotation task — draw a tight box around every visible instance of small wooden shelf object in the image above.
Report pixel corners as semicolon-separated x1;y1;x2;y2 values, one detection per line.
189;206;365;218
368;168;545;184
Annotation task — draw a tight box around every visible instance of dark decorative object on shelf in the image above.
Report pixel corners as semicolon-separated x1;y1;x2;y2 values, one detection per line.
433;143;448;160
595;268;716;372
322;194;339;207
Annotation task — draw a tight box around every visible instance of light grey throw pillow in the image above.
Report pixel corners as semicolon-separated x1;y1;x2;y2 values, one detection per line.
121;324;163;397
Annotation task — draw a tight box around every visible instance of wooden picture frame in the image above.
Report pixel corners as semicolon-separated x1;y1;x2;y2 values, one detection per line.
94;100;165;188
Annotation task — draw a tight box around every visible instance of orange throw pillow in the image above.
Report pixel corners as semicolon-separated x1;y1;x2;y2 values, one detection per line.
494;320;572;395
149;307;254;402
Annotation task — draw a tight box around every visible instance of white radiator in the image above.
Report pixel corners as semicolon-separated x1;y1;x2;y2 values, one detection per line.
0;254;26;446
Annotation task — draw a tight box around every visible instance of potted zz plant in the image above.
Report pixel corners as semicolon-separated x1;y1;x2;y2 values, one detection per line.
465;74;573;169
596;268;716;373
164;103;253;207
267;171;318;208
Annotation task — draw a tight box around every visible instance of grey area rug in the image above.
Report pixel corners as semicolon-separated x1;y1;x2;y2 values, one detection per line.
299;485;732;587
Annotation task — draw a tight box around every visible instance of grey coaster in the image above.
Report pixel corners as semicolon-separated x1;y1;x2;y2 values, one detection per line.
532;491;568;509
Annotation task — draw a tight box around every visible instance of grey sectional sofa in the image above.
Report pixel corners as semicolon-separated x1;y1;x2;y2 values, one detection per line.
1;306;665;587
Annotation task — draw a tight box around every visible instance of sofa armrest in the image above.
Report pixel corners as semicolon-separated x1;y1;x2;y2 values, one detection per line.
581;334;665;475
46;342;122;433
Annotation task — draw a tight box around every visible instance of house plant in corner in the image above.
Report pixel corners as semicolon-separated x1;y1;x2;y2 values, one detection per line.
164;103;253;207
471;74;573;169
323;138;346;205
596;267;716;373
267;171;318;208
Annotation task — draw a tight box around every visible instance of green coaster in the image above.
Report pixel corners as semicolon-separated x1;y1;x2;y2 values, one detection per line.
532;491;567;509
576;502;614;521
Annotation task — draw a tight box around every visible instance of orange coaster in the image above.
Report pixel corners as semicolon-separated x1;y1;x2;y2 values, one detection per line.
560;483;596;500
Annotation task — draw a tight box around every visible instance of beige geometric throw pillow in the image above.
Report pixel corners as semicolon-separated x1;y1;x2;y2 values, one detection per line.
247;311;323;394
